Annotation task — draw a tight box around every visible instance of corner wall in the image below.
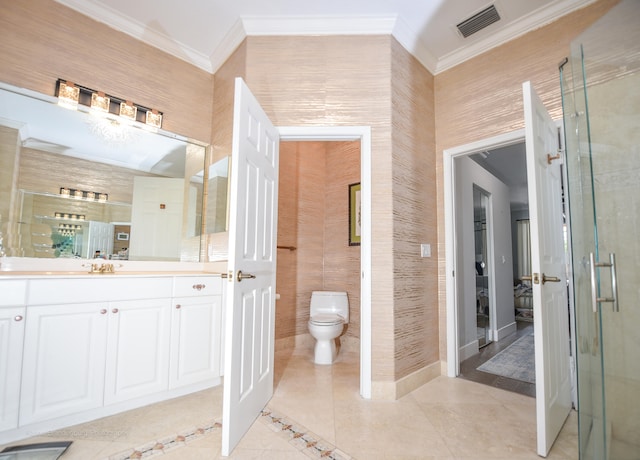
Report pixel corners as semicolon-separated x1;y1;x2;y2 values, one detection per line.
239;35;438;396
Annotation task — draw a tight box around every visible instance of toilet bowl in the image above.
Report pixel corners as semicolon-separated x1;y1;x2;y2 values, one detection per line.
308;291;349;365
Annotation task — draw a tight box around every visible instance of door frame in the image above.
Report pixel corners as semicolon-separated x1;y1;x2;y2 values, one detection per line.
444;129;525;377
277;126;372;399
444;125;575;382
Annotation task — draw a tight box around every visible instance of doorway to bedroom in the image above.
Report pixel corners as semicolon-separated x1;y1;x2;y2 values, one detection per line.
452;140;535;397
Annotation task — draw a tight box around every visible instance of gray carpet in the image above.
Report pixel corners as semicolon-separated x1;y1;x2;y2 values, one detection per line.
477;333;535;384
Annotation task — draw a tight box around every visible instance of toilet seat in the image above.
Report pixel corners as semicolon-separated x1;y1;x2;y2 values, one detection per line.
309;314;344;326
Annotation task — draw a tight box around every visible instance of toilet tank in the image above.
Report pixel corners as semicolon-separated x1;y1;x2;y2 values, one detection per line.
310;291;349;323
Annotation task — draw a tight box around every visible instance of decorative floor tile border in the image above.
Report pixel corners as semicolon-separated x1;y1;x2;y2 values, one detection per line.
260;407;354;460
106;419;221;460
105;407;355;460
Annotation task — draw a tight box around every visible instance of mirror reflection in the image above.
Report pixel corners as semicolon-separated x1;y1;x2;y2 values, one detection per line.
206;157;229;234
0;83;210;262
473;184;491;348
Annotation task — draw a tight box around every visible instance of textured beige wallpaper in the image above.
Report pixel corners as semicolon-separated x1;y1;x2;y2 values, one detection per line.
390;39;438;380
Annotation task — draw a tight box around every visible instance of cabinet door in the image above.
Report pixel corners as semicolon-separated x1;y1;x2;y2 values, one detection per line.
20;303;108;425
169;295;221;388
0;307;25;431
104;298;171;405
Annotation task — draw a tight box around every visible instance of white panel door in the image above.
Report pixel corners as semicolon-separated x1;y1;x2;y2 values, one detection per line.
129;177;184;260
523;81;572;456
222;77;279;456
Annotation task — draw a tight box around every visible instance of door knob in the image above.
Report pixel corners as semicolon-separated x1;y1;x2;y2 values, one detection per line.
236;270;256;282
541;273;561;284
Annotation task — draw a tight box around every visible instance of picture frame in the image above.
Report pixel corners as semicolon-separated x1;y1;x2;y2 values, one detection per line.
116;232;129;241
349;182;361;246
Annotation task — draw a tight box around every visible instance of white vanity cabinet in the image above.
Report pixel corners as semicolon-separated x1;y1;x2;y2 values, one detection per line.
20;277;173;425
0;273;224;445
0;280;27;431
19;302;109;425
104;297;172;405
169;277;222;388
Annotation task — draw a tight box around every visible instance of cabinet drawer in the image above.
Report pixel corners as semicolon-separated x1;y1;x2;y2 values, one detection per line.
172;276;222;297
0;280;27;306
27;277;172;305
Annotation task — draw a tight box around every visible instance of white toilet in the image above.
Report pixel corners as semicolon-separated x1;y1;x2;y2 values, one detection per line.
307;291;349;365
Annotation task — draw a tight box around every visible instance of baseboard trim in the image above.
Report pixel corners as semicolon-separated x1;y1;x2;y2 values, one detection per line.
459;339;479;362
495;321;517;341
371;360;441;400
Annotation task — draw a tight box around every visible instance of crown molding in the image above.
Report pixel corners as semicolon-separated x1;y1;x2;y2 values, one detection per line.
55;0;595;76
54;0;213;73
434;0;598;74
390;15;438;74
211;15;399;73
241;14;396;36
210;19;248;74
212;15;442;74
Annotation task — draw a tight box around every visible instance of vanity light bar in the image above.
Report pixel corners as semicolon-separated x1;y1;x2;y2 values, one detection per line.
55;79;163;129
54;212;86;220
60;187;108;202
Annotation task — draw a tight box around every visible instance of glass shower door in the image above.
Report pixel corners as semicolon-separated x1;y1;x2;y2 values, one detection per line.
561;1;640;458
561;47;606;460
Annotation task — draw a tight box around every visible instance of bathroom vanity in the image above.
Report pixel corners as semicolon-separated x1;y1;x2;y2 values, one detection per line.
0;270;225;444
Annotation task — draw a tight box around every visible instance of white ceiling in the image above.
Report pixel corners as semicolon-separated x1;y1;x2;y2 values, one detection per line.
55;0;595;74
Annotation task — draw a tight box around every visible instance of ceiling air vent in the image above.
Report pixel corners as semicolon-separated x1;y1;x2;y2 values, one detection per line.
456;4;501;38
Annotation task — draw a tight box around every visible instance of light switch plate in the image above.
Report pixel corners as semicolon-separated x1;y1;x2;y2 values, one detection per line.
421;243;431;258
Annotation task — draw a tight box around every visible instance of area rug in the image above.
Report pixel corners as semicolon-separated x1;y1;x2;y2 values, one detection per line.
477;333;536;384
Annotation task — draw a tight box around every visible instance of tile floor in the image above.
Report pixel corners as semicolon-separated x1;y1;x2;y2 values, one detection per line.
0;345;579;459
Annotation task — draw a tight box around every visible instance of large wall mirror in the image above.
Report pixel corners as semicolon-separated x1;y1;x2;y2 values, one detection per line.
0;82;227;263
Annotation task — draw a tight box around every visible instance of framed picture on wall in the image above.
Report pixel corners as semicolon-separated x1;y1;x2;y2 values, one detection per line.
349;182;361;246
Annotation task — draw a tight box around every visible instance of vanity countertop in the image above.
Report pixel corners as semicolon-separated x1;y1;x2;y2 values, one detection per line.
0;257;228;278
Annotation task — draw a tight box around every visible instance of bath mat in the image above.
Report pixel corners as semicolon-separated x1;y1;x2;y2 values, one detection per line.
477;333;535;384
0;441;72;459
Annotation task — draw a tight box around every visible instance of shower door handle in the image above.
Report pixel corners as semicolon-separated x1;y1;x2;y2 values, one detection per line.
589;252;619;313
